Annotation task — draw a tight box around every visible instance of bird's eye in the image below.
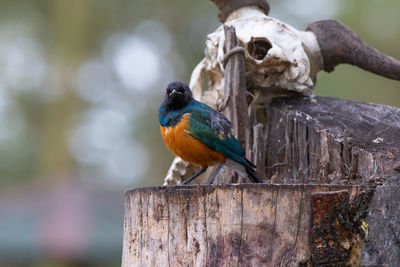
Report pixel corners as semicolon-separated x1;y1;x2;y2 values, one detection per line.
167;88;172;94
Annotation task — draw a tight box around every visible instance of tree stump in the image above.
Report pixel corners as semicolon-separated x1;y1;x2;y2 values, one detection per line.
122;184;380;266
122;94;400;266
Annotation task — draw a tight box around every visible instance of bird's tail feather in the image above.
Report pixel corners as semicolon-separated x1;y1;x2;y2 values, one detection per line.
244;161;261;183
225;158;261;183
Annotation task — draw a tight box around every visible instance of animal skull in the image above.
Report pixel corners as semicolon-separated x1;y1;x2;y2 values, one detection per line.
187;7;322;113
204;7;321;95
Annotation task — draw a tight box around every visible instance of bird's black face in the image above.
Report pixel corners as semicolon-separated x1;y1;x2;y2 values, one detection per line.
164;81;193;110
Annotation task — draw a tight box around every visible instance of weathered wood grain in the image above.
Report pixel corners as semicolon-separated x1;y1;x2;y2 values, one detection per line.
122;184;381;266
141;188;169;266
167;186;207;266
263;95;400;185
122;188;142;266
217;25;248;184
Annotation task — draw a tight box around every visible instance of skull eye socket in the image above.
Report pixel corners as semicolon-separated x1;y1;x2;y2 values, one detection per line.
248;38;272;60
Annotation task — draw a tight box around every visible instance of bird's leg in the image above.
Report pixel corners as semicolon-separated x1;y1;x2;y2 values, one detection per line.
206;163;224;185
182;167;208;184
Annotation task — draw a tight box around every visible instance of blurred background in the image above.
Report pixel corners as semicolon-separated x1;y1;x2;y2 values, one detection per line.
0;0;398;266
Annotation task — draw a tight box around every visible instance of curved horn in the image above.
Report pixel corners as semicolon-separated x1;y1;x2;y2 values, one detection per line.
307;19;400;80
210;0;270;22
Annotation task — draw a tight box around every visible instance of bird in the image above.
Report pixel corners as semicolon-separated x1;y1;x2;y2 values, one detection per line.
158;81;261;185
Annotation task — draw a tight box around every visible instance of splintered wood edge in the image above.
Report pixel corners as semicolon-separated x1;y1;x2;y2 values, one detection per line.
125;183;375;196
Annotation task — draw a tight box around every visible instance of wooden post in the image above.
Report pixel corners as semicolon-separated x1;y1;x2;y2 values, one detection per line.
216;25;248;183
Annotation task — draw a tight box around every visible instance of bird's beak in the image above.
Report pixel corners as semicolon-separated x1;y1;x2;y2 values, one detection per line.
170;89;182;96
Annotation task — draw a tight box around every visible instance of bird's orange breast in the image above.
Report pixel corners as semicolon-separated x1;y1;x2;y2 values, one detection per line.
160;113;226;168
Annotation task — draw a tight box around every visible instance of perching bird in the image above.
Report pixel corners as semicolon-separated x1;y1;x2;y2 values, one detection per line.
158;81;261;184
